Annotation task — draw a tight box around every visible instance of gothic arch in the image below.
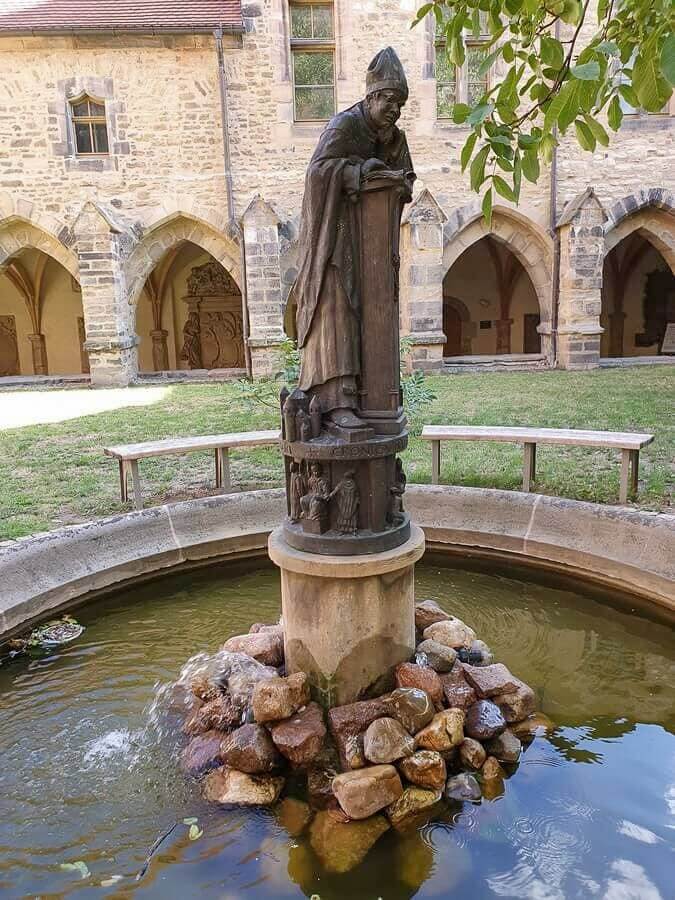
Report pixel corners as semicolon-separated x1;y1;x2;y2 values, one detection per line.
0;204;78;282
442;203;553;326
605;188;674;230
125;211;242;308
605;205;675;274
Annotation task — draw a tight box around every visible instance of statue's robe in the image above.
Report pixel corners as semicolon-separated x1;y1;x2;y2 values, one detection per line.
285;100;413;411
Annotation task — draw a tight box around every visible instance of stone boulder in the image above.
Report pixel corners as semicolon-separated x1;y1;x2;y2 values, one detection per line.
414;709;465;752
383;688;435;735
398;750;446;791
394;663;444;708
386;787;442;830
344;733;366;769
189;674;221;703
482;756;505;780
363;717;415;764
252;672;310;724
485;729;522;763
309;810;389;874
270;701;326;766
423;617;476;650
276;797;313;837
222;631;284;668
511;712;555;738
202;766;284;806
493;679;537;723
328;697;390;770
180;730;224;777
464;700;507;741
221;723;282;774
307;765;339;810
462;663;519;698
249;621;284;635
445;773;481;802
183;693;240;736
415;639;457;673
458;737;486;770
439;666;477;710
332;765;403;819
214;651;278;716
414;599;451;631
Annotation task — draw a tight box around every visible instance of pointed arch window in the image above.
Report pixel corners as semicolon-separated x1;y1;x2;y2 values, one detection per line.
69;95;109;155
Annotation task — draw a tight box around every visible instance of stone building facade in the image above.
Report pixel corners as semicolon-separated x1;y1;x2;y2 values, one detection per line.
0;0;673;386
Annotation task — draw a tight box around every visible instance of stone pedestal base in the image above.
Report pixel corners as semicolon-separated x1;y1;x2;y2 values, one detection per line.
268;524;425;708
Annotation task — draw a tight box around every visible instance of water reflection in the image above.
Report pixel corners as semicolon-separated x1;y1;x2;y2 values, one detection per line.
0;560;673;898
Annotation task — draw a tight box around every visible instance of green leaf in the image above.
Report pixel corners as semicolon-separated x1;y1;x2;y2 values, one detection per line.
583;113;610;146
633;44;672;112
513;153;522;201
415;3;434;23
662;34;675;85
502;42;515;64
467;102;493;126
482;187;493;227
575;119;596;151
522;148;540;183
540;36;564;70
470;144;491;191
479;45;503;77
452;103;471;124
618;83;640;109
570;61;601;81
60;861;90;879
595;40;619;57
544;80;580;134
460;132;478;172
517;132;539;148
560;0;582;24
607;94;623;131
597;0;609;22
183;817;199;825
189;824;203;841
541;132;557;165
493;175;517;202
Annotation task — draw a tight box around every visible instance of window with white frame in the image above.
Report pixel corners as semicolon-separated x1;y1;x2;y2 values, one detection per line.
290;1;336;122
435;18;490;119
69;94;109;154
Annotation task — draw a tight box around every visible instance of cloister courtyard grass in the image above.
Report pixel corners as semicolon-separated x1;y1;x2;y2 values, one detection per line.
0;366;672;541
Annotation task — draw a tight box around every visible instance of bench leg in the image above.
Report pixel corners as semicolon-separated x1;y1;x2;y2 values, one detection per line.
215;448;231;492
119;460;128;503
431;440;440;485
620;449;640;504
630;449;640;496
523;442;536;492
130;460;143;511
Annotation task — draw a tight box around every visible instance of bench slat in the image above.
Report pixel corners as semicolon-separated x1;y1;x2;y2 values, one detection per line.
421;425;654;450
104;429;281;460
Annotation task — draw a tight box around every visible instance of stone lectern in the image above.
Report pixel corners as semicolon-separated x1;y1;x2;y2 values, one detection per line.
268;47;425;706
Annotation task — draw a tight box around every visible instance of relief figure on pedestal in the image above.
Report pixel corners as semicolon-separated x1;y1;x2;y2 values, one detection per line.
330;470;360;535
284;47;415;429
300;462;331;529
289;461;306;523
180;311;203;369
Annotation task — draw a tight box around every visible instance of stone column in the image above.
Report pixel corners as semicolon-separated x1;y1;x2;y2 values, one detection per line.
27;333;48;375
495;318;514;354
400;189;447;372
150;329;170;372
73;201;138;387
557;188;606;369
241;195;285;377
269;525;425;707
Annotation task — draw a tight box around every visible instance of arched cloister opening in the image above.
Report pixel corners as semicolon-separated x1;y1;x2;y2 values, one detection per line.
442;236;542;358
0;248;86;378
601;231;675;358
136;241;245;374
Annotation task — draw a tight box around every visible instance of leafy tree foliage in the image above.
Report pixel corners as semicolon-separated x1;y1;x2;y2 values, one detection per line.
413;0;674;221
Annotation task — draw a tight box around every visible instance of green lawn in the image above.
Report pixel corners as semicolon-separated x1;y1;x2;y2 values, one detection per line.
0;368;672;541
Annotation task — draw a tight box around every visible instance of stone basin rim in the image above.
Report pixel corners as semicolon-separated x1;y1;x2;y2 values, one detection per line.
1;485;673;641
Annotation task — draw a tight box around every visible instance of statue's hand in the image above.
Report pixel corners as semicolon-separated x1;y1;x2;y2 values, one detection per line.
362;157;388;177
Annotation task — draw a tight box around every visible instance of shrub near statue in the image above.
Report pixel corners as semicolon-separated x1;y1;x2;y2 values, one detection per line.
280;47;416;556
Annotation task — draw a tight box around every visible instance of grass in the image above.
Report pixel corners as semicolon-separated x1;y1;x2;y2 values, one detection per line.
0;367;672;541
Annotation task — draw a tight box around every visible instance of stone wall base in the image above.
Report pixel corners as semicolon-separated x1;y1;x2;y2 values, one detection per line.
268;524;425;707
557;332;601;370
249;340;284;378
87;344;138;387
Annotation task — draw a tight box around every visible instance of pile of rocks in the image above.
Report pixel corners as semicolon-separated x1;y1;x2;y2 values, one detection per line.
177;600;553;873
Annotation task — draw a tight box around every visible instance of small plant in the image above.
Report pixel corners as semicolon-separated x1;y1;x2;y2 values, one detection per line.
400;336;437;431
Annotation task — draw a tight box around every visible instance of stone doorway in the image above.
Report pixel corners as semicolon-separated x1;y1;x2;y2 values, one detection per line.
523;313;542;354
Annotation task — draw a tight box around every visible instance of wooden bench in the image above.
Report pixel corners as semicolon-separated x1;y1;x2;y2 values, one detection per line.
104;430;281;510
421;425;655;504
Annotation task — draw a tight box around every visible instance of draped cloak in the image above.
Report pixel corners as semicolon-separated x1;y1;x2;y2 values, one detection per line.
285;100;413;410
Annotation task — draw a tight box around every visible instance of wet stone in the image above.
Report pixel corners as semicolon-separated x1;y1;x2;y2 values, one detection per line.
202;766;284;806
332;765;403;820
482;756;505;780
444;772;482;803
485;728;522;763
398;750;446;791
458;737;487;770
414;598;451;632
386;786;442;830
276;797;313;837
180;730;224;777
189;674;221;703
328;697;389;769
469;639;493;666
511;712;555;739
270;701;326;767
221;723;282;774
252;672;310;724
464;699;507;741
383;687;435;734
415;709;464;752
183;693;240;736
493;679;537;724
415;639;457;673
222;631;284;668
394;662;444;708
344;733;366;769
307;765;339;810
215;652;278;716
440;667;477;711
309;810;389;874
462;663;520;698
423;617;476;650
363;717;415;764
